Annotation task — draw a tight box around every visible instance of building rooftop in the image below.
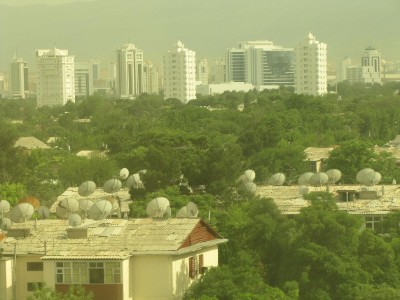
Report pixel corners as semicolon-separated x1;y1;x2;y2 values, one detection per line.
304;147;334;161
14;137;51;150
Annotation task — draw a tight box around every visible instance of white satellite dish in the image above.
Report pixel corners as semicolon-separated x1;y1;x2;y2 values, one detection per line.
79;199;94;217
239;182;257;195
37;206;50;219
88;200;112;220
10;203;34;223
68;213;82;227
0;218;12;231
299;185;309;196
78;181;96;197
119;168;129;180
244;170;256;182
146;197;170;218
176;202;199;218
326;169;342;184
0;200;11;218
298;172;314;186
126;174;144;189
103;179;122;194
268;173;285;186
309;172;329;187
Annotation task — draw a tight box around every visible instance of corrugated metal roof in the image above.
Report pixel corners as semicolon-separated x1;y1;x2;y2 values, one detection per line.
14;137;51;150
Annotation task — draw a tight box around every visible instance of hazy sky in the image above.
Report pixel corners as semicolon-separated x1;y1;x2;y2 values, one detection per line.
0;0;399;71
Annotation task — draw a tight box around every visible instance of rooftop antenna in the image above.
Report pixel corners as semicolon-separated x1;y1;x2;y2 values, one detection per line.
56;198;80;219
79;199;94;219
0;200;11;219
176;202;199;218
78;181;96;197
10;203;35;223
0;218;12;231
298;172;314;186
146;197;170;218
103;178;122;194
309;172;329;187
326;169;342;184
68;214;82;227
88;199;112;220
267;173;286;186
37;206;50;219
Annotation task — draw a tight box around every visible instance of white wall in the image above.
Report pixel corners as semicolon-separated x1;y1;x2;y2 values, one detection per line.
0;258;13;300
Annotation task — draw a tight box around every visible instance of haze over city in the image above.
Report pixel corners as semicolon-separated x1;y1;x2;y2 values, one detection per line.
0;0;399;70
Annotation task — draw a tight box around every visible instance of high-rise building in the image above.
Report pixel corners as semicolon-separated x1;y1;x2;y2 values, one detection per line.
197;58;209;85
346;66;362;84
143;62;159;94
163;41;196;103
36;48;75;107
294;33;327;96
209;59;225;84
74;61;94;97
336;57;352;83
0;73;5;98
225;40;294;89
116;43;144;99
361;47;381;84
10;58;28;99
92;60;100;81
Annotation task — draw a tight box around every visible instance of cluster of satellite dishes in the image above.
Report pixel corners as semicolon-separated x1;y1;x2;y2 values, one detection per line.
237;169;257;195
145;197;199;219
356;168;381;186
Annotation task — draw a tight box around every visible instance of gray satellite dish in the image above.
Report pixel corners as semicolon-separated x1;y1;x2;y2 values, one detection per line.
79;199;94;217
126;174;144;189
357;168;381;186
60;198;80;212
119;168;129;180
37;206;50;219
103;179;122;194
0;200;11;218
78;181;96;197
244;170;256;182
298;172;314;186
239;182;257;195
56;206;68;219
88;199;112;220
0;217;12;230
309;172;329;187
10;203;34;223
146;197;170;218
165;206;171;219
176;202;199;218
68;213;82;227
299;185;309;196
268;173;286;186
326;169;342;184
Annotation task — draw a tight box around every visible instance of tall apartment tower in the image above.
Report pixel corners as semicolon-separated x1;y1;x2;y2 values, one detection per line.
74;61;94;97
116;43;144;99
361;47;381;84
163;41;196;103
294;33;327;96
209;59;225;84
197;58;209;85
10;58;29;99
225;40;294;89
143;62;159;94
36;48;75;107
336;57;352;83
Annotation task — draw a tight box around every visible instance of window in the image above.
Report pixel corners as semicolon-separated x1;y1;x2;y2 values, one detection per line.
27;262;43;271
56;261;121;284
189;254;207;278
27;282;43;292
189;257;196;279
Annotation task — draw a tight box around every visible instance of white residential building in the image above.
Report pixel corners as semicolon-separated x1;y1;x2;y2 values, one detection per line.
116;43;144;99
163;41;196;103
336;57;352;83
143;62;159;94
197;58;209;85
10;58;28;99
361;47;381;84
36;48;75;107
74;62;94;97
294;33;327;96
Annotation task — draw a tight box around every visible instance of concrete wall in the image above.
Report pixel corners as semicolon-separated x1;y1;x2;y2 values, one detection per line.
0;257;14;300
16;255;44;300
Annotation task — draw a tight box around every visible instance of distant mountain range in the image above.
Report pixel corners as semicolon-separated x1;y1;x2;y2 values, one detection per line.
0;0;399;70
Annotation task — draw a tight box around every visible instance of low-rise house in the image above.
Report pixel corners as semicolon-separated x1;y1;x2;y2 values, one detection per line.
14;137;51;155
0;218;227;300
304;147;334;172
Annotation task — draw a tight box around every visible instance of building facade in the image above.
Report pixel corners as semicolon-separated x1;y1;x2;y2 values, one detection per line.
36;48;75;107
361;47;381;84
197;58;209;85
10;58;29;99
74;62;94;97
294;33;327;96
143;62;159;94
116;44;144;99
163;41;196;103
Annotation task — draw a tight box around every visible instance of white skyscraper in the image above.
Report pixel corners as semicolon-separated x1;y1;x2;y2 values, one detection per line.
163;41;196;103
10;58;28;99
116;43;144;99
36;48;75;107
361;47;381;84
294;33;327;96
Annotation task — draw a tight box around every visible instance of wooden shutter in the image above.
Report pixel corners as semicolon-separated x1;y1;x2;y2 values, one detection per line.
189;257;196;279
198;254;204;274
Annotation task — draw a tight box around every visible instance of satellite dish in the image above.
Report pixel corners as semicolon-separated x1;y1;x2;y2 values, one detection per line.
103;179;122;194
78;181;96;197
138;169;147;174
268;173;285;186
79;199;94;216
326;169;342;184
0;200;11;217
244;170;256;182
165;206;171;219
146;197;170;218
239;182;257;195
107;196;120;211
10;203;34;223
298;172;314;186
309;172;329;187
60;199;80;213
299;185;309;196
37;206;50;219
68;213;82;227
18;196;40;209
176;202;199;218
88;199;112;220
356;168;381;186
126;174;144;189
0;218;12;231
119;168;129;180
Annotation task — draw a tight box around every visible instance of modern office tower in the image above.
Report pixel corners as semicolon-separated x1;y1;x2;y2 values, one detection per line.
10;58;29;99
225;40;294;89
74;62;94;97
143;62;159;94
116;43;144;99
294;33;327;96
36;48;75;107
336;57;352;82
92;60;100;80
209;59;225;84
346;66;362;84
361;47;381;84
197;58;209;84
163;41;196;103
